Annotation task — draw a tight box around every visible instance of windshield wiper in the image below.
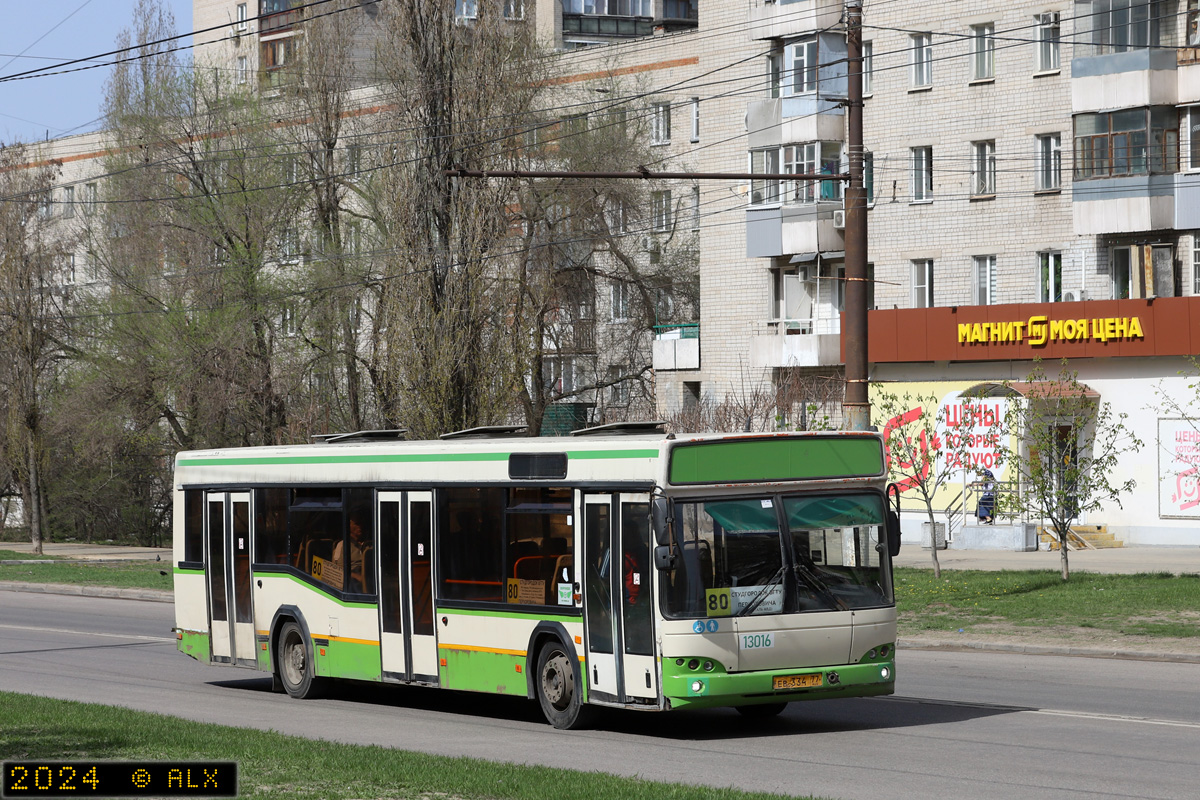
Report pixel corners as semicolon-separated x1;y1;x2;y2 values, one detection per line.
735;566;787;617
794;561;848;611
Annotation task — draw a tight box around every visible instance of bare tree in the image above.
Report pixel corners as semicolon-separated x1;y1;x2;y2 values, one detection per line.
0;143;67;553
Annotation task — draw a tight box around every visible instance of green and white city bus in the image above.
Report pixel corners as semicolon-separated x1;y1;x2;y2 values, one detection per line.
172;425;901;728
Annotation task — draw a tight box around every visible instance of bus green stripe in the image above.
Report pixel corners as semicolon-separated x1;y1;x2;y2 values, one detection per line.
178;449;658;467
257;571;378;609
439;607;580;623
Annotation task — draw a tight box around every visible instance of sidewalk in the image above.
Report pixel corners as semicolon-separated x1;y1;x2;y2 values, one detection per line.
893;545;1200;575
0;541;172;562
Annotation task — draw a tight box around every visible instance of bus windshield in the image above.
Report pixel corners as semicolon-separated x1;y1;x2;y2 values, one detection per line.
661;493;892;619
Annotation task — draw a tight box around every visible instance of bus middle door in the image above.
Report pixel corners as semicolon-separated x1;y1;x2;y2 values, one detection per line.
378;491;438;684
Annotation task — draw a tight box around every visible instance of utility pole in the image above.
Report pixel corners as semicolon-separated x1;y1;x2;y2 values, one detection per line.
843;0;870;431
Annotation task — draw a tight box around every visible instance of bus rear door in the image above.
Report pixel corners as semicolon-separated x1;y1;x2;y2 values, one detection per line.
205;491;255;667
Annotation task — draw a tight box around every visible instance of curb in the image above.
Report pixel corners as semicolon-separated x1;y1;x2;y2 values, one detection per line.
3;582;1196;664
899;636;1200;664
0;581;173;604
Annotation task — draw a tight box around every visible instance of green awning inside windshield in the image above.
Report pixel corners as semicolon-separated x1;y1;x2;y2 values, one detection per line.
703;500;779;533
785;495;882;530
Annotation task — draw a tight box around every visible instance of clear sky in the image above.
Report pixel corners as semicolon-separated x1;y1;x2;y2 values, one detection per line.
0;0;193;145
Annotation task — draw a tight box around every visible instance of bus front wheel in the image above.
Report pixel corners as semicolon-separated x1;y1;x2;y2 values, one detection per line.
277;620;327;699
535;640;595;730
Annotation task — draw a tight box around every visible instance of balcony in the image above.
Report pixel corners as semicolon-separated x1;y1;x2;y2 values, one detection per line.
652;324;699;371
747;202;843;259
562;14;653;38
746;0;842;42
1072;48;1177;114
750;324;841;368
259;0;302;34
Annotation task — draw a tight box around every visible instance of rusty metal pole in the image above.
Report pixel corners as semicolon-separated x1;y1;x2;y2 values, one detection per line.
843;0;870;431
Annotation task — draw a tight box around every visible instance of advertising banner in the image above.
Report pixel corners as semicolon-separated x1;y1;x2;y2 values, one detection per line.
1158;418;1200;519
871;381;1015;510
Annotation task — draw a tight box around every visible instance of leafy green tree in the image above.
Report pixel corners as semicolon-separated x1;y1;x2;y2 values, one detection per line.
999;361;1142;580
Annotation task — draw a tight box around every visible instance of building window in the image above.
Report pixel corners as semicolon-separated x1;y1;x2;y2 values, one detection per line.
972;140;996;196
62;185;75;219
236;3;248;31
1194;237;1200;295
455;0;478;20
690;185;700;231
1187;106;1200;171
973;255;997;305
1112;246;1133;299
910;34;932;88
750;147;781;205
503;0;523;19
236;56;248;84
787;38;818;95
911;146;933;201
1191;1;1200;47
690;97;700;142
1082;0;1163;56
834;264;846;313
563;0;651;14
608;366;630;405
1074;107;1178;179
772;265;813;328
611;281;631;321
970;24;995;81
651;190;672;232
862;41;873;95
912;260;934;307
1040;251;1064;302
346;143;362;175
650;102;671;145
768;48;782;99
84;182;98;216
38;191;53;219
783;143;816;204
1037;134;1062;190
1037;12;1061;71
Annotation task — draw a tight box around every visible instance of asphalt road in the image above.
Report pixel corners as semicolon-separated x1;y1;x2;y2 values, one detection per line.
2;591;1198;800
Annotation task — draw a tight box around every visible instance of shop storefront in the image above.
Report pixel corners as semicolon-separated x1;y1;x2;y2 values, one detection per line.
864;297;1200;547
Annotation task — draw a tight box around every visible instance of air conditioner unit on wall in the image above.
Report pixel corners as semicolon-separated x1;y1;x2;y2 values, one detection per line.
832;209;846;229
1063;290;1087;302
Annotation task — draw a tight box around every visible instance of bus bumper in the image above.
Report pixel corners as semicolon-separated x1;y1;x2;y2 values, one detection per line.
662;655;895;711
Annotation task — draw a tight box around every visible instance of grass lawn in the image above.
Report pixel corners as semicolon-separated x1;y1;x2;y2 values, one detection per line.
895;567;1200;639
0;692;804;800
0;559;172;592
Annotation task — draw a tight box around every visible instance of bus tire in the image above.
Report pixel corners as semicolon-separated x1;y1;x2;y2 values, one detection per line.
535;639;594;730
277;620;326;699
736;702;788;719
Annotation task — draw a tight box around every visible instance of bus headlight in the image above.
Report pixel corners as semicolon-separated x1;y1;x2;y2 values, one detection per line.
881;666;891;680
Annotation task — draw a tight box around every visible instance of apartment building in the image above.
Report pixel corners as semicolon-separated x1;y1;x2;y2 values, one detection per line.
19;1;1200;544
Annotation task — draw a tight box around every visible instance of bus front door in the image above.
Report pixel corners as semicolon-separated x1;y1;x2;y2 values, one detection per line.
378;491;439;683
205;491;255;667
581;493;658;705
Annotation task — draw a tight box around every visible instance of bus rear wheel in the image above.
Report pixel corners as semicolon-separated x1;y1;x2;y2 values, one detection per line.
736;702;788;719
277;620;327;699
535;640;595;730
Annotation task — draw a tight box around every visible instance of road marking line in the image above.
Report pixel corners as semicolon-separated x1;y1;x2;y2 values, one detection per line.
0;623;172;642
1027;708;1200;730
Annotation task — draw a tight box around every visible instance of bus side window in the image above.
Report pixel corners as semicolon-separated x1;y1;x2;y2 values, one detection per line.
182;490;203;564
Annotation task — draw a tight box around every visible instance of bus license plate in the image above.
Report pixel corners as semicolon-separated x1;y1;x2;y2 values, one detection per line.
772;674;822;690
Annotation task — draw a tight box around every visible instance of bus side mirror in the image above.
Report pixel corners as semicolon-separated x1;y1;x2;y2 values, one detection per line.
653;545;676;571
886;509;901;557
651;496;673;546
